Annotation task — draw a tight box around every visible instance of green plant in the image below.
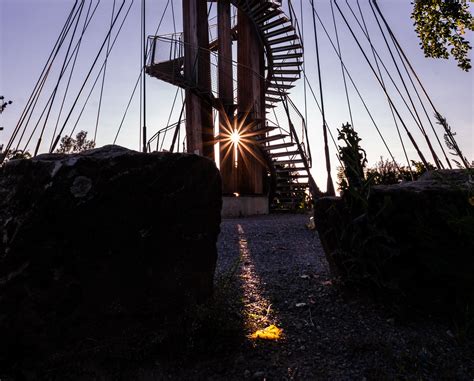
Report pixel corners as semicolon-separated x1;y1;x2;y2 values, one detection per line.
412;0;473;71
337;123;368;194
336;123;375;219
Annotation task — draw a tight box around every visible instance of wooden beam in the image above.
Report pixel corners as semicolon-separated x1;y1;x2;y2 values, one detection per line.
237;8;266;195
218;0;236;194
182;0;214;160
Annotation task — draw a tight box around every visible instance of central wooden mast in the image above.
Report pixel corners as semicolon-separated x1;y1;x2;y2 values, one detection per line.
182;0;214;159
217;0;236;194
236;7;265;195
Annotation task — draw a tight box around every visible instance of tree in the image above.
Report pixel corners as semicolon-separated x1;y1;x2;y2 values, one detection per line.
412;0;473;71
56;130;95;154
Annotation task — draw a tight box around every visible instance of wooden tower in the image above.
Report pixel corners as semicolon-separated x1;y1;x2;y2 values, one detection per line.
147;0;315;212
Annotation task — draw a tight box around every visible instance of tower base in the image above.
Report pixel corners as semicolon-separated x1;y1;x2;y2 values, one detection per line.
222;195;269;218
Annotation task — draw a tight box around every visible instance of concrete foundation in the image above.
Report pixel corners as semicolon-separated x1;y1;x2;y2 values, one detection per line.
222;196;269;217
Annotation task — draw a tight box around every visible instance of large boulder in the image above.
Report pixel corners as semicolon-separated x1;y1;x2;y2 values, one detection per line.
315;170;474;310
368;170;474;306
0;145;222;367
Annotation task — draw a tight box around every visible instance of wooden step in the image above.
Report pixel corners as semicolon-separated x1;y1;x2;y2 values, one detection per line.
270;61;302;67
272;76;299;82
268;35;299;45
263;142;295;150
275;166;306;172
255;9;281;24
267;83;294;89
277;173;309;180
265;95;281;102
259;134;288;143
250;2;278;16
275;193;308;199
275;193;308;200
265;25;294;39
250;126;277;135
260;17;289;31
270;44;303;53
273;52;303;60
275;159;304;165
269;150;301;158
266;88;288;96
272;69;301;75
277;178;309;189
275;188;308;194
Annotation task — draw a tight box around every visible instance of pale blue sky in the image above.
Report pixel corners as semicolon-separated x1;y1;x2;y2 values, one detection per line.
1;0;472;189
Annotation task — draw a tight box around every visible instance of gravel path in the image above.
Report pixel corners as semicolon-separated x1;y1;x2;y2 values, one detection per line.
208;214;473;380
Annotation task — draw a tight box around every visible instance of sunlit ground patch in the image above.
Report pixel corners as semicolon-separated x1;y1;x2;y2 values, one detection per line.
237;224;283;343
249;324;283;341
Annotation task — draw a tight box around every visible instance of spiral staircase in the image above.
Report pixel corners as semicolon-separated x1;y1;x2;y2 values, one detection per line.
146;0;320;210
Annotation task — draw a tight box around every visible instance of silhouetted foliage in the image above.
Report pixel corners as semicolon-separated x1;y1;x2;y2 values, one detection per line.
412;0;473;71
435;112;471;168
365;158;436;186
0;149;31;163
0;96;13;114
337;123;368;194
56;130;95;154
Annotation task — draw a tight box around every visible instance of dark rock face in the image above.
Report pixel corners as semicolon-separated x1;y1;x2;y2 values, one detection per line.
0;145;222;366
313;196;345;277
315;170;474;310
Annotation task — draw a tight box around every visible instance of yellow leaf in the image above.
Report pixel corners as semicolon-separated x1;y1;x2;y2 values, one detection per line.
249;325;283;340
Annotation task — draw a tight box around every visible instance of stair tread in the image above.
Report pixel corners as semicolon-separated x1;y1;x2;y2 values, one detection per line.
266;88;288;96
255;9;281;24
269;150;301;157
264;142;295;150
268;83;295;89
259;134;288;143
270;44;303;53
273;53;303;60
275;159;304;164
265;25;294;39
275;166;306;172
277;174;309;179
272;69;301;75
265;96;281;102
270;61;303;67
277;182;309;188
271;76;299;82
260;17;289;31
268;35;299;45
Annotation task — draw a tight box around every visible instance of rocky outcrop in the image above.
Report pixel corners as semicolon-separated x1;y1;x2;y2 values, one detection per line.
0;145;222;367
315;170;474;310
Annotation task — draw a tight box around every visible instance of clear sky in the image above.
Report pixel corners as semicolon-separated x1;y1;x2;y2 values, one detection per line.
1;0;472;190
